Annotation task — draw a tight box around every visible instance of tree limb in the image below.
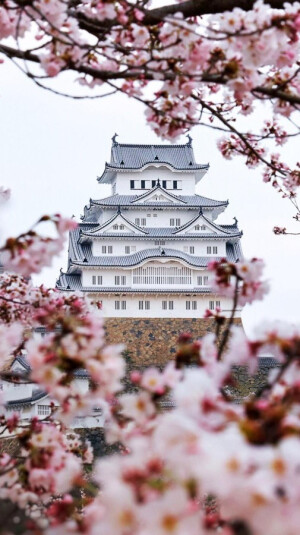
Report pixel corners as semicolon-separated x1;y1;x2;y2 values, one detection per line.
142;0;297;24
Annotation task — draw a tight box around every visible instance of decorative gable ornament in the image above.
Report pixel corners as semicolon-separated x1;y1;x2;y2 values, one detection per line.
132;186;186;205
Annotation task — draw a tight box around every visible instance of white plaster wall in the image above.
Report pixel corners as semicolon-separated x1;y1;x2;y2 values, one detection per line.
3;382;33;401
82;263;225;289
97;294;239;318
97;208;206;229
115;167;196;195
82;269;132;287
73;378;90;394
91;239;227;258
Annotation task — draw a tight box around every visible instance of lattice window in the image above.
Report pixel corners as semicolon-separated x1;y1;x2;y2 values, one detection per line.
38;405;51;416
197;275;209;286
162;301;173;310
133;266;192;285
115;301;126;310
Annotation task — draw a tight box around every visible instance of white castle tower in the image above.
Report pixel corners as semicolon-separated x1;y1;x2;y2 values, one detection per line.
56;135;243;320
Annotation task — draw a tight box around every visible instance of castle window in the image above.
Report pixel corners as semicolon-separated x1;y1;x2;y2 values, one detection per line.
119;224;124;230
153;214;157;217
195;225;200;230
152;180;156;188
201;225;206;230
162;301;173;310
170;218;175;226
130;180;135;189
113;224;118;230
176;218;181;226
38;405;51;416
102;245;113;254
92;275;96;285
115;276;120;285
125;246;130;254
115;301;126;310
207;246;212;254
133;266;191;285
139;301;150;310
98;276;103;285
141;218;146;226
213;246;218;254
209;300;221;310
189;246;195;254
187;301;198;311
197;275;209;286
141;180;146;189
173;180;178;189
135;218;140;226
162;180;167;189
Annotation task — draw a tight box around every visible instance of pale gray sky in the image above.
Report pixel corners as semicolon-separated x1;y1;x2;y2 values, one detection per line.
1;60;299;337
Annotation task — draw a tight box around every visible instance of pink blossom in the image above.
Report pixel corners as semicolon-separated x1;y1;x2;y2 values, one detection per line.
0;323;23;362
141;367;165;394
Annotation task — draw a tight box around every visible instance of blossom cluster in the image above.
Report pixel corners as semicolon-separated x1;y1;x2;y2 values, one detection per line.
0;208;300;533
0;419;91;527
1;214;77;277
208;257;270;306
0;1;299;204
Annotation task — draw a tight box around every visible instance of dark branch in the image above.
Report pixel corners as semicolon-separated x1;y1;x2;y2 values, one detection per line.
142;0;298;24
252;86;300;105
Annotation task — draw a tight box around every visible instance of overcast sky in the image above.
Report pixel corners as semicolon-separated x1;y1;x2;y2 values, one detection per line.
1;59;299;338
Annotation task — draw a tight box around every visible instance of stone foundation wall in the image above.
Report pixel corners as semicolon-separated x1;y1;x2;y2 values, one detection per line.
104;317;243;366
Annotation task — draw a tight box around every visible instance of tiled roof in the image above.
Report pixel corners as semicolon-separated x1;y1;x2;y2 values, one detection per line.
90;194;227;208
79;209;241;239
226;242;243;262
69;243;242;269
173;210;240;237
131;184;187;204
6;389;48;407
81;227;241;240
97;141;209;183
82;210;148;236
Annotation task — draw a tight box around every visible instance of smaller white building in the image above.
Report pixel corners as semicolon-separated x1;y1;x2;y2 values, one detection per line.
1;354;104;429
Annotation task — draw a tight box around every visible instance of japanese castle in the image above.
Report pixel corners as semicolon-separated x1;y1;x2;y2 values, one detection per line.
56;135;243;318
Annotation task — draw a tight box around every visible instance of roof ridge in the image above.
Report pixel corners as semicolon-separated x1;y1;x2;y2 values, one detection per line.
116;143;192;148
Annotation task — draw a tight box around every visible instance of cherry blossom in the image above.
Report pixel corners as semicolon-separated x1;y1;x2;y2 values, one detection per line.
0;1;299;227
1;215;77;277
